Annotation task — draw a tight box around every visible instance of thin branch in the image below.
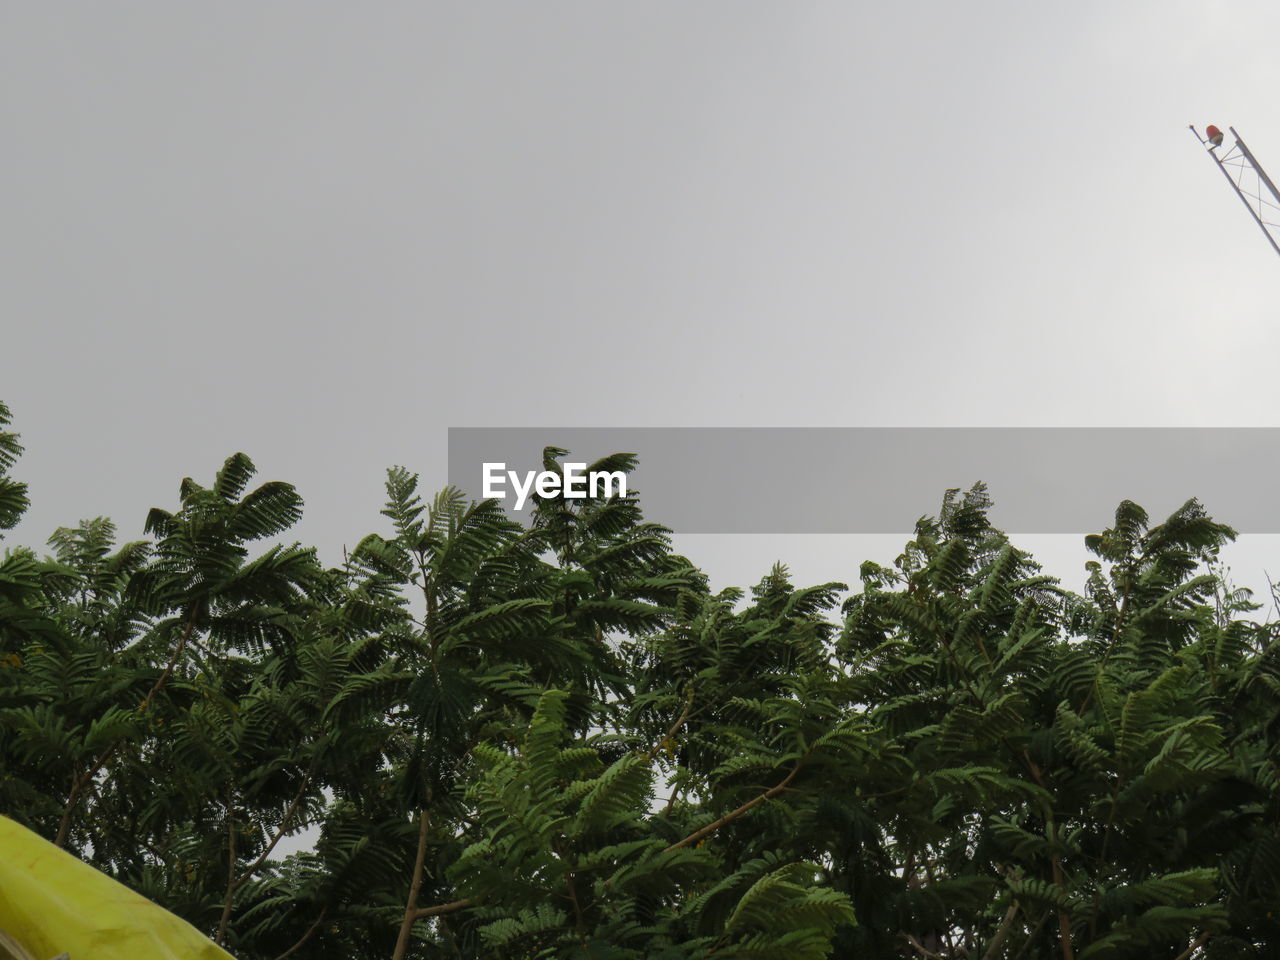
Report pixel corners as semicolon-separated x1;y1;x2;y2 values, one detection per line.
55;614;197;848
141;614;198;708
1050;849;1075;960
1173;932;1210;960
272;907;328;960
410;898;474;920
646;685;695;763
902;932;946;959
214;757;321;945
235;759;320;884
660;781;685;818
665;764;802;852
1010;909;1051;960
216;793;238;945
1018;752;1074;960
392;809;433;960
981;902;1021;960
564;870;587;941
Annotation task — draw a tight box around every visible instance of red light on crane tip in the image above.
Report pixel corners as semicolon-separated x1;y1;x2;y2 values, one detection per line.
1206;125;1224;146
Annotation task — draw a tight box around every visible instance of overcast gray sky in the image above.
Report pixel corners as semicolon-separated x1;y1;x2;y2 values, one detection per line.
4;2;1280;595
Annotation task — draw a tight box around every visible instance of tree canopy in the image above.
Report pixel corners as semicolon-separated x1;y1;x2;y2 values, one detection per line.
2;401;1278;959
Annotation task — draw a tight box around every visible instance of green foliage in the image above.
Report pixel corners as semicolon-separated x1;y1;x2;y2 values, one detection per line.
4;407;1280;960
0;401;29;536
444;688;854;960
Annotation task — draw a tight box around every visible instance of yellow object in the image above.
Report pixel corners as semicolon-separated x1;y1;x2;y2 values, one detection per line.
0;815;236;960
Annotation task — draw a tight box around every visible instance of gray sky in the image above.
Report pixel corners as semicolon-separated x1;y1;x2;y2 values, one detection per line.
4;2;1280;596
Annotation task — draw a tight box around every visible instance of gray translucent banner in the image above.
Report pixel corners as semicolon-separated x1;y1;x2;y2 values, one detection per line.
447;428;1280;534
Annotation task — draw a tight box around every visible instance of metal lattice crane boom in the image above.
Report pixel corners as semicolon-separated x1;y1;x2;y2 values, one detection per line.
1190;124;1280;259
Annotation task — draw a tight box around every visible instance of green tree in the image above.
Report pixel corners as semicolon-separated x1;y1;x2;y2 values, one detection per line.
7;397;1280;960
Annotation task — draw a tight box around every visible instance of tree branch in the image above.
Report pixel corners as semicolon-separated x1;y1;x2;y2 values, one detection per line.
665;764;802;852
411;898;474;920
646;685;696;763
55;614;197;848
235;759;319;884
216;794;238;946
1173;932;1210;960
272;907;328;960
981;902;1021;960
213;757;321;946
392;809;433;960
1050;849;1075;960
902;932;946;959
